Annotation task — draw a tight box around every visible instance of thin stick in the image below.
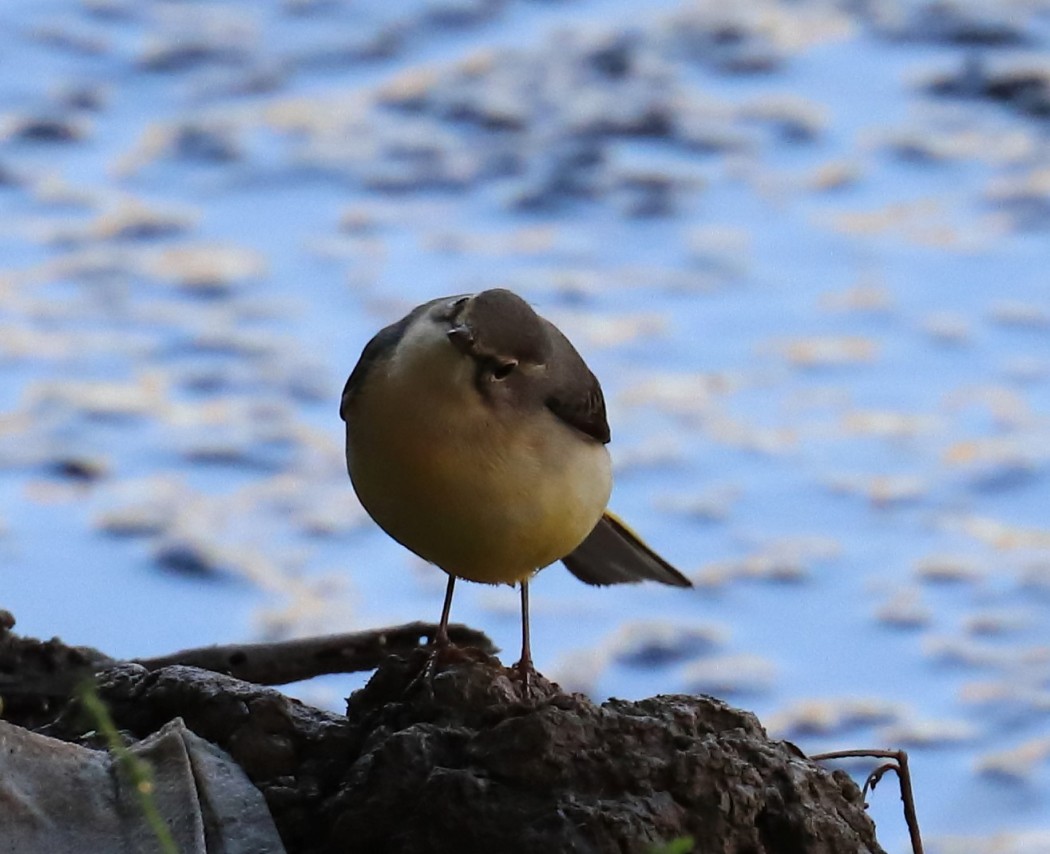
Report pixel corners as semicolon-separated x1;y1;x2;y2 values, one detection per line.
810;748;923;854
134;621;494;686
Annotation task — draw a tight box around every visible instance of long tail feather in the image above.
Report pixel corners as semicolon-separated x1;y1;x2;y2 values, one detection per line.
561;511;692;588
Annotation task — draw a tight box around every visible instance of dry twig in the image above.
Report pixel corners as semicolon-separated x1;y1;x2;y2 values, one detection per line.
811;748;923;854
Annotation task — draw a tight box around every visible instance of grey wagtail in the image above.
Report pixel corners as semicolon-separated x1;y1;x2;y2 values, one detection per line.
341;288;691;683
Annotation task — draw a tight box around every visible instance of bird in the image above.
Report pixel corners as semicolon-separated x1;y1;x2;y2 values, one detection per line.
340;288;691;685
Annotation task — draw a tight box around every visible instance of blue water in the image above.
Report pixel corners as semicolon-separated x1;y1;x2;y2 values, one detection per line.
2;2;1049;851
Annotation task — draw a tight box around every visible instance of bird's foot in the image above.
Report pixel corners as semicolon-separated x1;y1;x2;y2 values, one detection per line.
405;655;440;698
405;633;472;697
511;656;537;698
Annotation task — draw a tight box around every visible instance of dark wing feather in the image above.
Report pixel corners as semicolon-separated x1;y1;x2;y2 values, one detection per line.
562;511;692;587
542;321;611;444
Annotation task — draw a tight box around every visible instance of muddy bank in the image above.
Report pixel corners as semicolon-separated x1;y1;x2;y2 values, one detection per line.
2;616;884;854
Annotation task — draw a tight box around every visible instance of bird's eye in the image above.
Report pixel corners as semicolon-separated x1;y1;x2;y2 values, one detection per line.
491;360;517;381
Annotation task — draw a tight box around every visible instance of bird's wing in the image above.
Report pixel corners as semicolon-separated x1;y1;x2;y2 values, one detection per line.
542;322;611;444
561;511;692;587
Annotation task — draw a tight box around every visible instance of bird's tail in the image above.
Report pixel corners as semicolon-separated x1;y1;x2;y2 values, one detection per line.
561;511;692;588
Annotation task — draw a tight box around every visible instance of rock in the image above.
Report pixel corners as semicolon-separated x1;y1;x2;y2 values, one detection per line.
13;637;885;853
0;624;114;729
325;650;884;853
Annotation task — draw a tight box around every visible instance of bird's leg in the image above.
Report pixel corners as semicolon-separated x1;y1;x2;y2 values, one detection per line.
435;574;456;649
514;579;535;691
407;575;457;694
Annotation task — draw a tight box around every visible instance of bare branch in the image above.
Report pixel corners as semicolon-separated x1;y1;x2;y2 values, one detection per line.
133;622;496;685
811;748;923;854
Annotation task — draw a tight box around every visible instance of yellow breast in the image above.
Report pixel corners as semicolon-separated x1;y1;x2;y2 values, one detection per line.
345;329;611;585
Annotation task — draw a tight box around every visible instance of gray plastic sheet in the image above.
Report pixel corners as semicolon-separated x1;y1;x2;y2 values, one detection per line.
0;717;285;854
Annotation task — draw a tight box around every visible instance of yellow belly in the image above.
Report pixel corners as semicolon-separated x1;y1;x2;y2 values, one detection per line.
346;355;611;585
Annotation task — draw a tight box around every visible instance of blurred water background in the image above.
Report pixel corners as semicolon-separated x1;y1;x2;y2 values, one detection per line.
2;1;1050;850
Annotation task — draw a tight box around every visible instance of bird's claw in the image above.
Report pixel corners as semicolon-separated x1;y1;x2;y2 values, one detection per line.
512;656;536;698
404;635;454;697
